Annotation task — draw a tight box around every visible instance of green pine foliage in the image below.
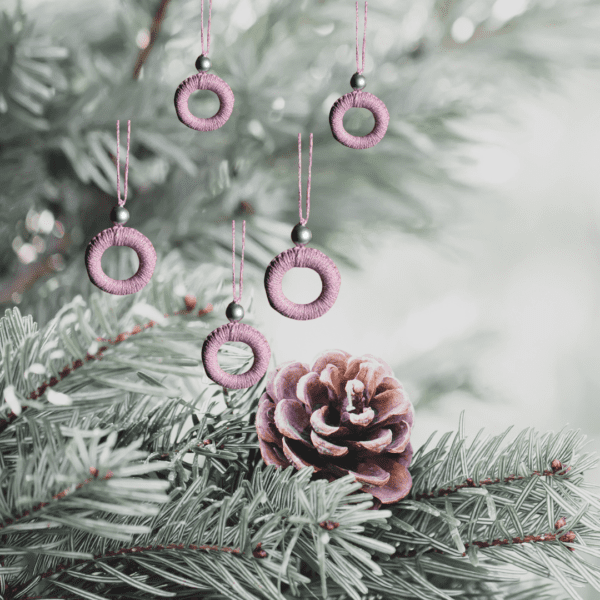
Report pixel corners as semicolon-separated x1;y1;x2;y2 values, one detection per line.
2;0;600;598
1;295;600;599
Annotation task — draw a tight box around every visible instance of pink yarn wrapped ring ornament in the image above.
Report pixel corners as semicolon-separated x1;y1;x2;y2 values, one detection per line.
330;91;389;150
202;322;271;390
86;227;156;296
175;72;234;132
174;0;234;132
265;246;341;320
264;133;341;320
202;221;271;389
329;1;389;149
85;120;156;295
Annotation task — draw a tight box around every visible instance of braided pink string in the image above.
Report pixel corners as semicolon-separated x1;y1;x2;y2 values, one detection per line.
356;1;367;75
200;0;212;56
298;133;313;226
116;120;131;207
232;220;245;303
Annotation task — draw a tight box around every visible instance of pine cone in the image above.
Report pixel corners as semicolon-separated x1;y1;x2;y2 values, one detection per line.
256;350;413;505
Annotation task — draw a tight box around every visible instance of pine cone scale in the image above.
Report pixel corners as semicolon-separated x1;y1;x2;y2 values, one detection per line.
256;395;281;444
310;430;349;456
273;398;311;445
347;427;393;453
346;407;375;427
386;422;411;453
297;372;329;410
259;438;287;467
311;350;352;375
272;362;310;402
342;460;390;486
282;438;322;471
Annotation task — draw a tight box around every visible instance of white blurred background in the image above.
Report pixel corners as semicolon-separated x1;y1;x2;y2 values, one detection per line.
256;67;600;458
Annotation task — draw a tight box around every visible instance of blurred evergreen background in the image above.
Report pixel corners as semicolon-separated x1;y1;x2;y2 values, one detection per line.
2;1;600;593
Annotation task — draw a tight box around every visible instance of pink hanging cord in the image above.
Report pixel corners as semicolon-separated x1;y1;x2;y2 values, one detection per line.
116;120;131;208
356;1;368;75
298;133;313;226
232;220;245;302
200;0;213;56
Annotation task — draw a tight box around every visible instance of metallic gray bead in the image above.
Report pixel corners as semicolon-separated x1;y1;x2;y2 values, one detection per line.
110;205;130;224
291;223;312;246
350;72;366;90
226;301;245;322
195;54;212;71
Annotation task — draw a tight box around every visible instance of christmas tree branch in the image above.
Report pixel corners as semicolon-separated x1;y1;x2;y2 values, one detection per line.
0;295;212;433
414;459;571;501
0;259;232;437
368;419;600;599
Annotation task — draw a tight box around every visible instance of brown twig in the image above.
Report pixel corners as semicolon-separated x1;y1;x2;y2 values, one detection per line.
9;543;249;599
394;511;578;561
414;461;570;501
133;0;172;80
0;467;113;532
394;528;577;559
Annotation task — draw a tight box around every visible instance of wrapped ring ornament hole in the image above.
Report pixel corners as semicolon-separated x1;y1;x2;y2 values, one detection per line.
85;226;157;295
264;246;341;320
329;90;389;149
202;322;271;389
174;72;234;131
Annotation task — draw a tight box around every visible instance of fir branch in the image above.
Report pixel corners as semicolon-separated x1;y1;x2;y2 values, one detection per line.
0;466;114;532
0;297;212;434
3;465;390;600
414;459;570;501
6;543;247;600
372;421;600;600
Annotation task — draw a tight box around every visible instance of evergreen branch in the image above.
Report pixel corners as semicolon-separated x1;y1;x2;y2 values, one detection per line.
414;459;570;500
0;297;212;434
0;277;220;432
394;523;577;559
0;467;114;532
371;420;600;599
0;427;170;538
6;543;250;600
4;465;389;600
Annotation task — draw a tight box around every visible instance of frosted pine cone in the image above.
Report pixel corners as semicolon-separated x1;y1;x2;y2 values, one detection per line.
256;350;413;505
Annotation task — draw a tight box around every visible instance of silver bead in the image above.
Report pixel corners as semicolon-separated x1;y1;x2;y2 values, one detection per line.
195;54;212;71
226;301;245;322
350;72;366;90
110;205;130;224
291;223;312;246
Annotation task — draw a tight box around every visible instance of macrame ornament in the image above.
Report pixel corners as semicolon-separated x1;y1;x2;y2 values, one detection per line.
264;134;341;320
85;121;156;295
202;221;271;389
329;1;389;149
174;0;234;131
